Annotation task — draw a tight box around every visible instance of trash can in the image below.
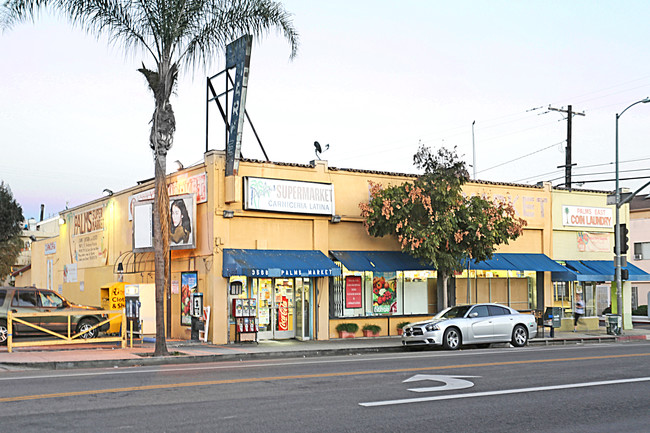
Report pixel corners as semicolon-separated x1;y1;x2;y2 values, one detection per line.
606;314;622;335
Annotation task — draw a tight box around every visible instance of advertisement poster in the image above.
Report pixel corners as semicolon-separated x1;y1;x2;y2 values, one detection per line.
170;193;196;250
180;271;198;326
345;276;363;309
577;232;611;252
372;274;397;314
278;296;289;331
63;263;78;283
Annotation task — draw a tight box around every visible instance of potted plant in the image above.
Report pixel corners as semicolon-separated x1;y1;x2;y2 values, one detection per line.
336;323;359;338
362;324;381;337
396;321;410;336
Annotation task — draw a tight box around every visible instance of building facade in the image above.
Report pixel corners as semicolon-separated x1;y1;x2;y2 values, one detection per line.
29;151;639;343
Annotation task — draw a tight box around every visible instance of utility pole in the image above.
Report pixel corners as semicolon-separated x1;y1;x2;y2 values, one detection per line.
548;105;585;189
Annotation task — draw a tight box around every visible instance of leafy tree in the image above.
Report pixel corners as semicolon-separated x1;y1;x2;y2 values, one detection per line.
2;0;298;355
360;145;526;310
0;182;24;280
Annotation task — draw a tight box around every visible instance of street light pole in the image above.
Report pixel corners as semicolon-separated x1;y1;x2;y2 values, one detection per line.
614;97;650;319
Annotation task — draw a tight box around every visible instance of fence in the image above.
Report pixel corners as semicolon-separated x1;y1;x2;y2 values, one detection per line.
7;309;126;353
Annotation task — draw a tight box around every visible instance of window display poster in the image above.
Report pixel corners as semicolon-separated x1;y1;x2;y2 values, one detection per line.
181;271;198;326
345;276;363;309
372;274;397;313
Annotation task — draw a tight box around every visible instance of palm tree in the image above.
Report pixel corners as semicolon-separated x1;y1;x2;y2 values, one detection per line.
2;0;298;356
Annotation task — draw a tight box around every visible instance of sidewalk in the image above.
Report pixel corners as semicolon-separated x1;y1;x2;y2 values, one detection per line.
1;326;648;371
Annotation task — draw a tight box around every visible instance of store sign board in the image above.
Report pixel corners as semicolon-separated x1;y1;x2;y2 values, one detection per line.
563;206;613;228
69;205;108;268
44;241;56;255
128;172;207;220
244;177;335;216
248;268;338;277
345;276;363;309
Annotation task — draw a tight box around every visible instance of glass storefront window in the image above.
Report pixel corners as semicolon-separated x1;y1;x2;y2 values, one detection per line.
334;265;434;318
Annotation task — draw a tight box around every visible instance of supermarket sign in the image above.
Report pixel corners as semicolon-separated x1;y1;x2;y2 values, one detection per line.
562;206;613;228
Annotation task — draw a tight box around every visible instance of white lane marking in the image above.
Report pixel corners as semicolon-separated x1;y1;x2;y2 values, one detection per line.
404;374;479;392
359;376;650;407
0;342;643;382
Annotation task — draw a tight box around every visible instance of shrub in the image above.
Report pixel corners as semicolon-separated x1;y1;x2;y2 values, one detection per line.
362;324;381;334
335;323;359;333
632;305;648;316
396;321;410;330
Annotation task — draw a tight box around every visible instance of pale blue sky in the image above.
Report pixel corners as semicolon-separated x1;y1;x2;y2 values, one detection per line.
3;1;650;219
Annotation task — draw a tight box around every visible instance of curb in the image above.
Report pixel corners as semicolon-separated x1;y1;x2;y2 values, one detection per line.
1;335;647;371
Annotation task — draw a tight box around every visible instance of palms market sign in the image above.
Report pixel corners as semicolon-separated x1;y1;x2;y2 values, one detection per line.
243;177;335;216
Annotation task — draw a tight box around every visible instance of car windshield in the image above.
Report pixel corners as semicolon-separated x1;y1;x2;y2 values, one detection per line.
436;305;471;319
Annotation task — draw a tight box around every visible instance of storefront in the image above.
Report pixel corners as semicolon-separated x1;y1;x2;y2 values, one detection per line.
28;150;642;343
549;189;650;330
223;249;340;340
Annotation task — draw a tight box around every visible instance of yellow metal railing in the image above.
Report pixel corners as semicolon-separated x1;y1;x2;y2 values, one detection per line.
7;309;126;353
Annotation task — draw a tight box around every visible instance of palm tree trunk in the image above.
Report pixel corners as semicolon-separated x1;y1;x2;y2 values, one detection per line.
153;152;170;357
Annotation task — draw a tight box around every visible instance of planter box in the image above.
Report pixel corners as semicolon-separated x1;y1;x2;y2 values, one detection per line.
363;330;379;337
338;331;356;338
397;328;404;336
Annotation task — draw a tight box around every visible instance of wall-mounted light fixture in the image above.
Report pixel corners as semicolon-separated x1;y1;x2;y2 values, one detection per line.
331;214;342;223
58;216;66;225
223;210;234;218
174;160;184;171
102;188;113;196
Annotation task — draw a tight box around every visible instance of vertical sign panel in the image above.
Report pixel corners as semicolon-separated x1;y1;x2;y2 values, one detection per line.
345;276;362;309
225;35;253;176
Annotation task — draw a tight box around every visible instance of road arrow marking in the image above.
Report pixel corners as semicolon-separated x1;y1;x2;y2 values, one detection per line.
403;374;480;393
359;376;650;407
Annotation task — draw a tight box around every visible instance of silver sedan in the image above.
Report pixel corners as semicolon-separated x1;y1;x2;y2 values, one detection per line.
401;303;537;350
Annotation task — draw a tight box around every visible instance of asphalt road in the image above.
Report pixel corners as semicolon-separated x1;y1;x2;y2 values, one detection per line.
1;342;649;433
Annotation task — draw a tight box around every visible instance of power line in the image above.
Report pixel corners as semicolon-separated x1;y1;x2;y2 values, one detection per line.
513;156;650;184
476;141;565;175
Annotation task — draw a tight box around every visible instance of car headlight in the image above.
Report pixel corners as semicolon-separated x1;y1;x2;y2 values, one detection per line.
425;323;440;332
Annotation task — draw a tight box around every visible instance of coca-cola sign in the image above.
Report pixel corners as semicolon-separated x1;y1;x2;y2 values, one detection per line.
278;296;289;331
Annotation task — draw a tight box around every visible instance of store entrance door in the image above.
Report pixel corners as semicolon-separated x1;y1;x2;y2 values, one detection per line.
295;278;311;340
257;278;295;340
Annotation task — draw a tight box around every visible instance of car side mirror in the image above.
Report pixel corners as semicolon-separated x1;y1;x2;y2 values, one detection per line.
469;312;478;318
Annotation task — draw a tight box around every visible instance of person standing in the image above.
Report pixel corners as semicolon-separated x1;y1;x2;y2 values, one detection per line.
574;293;585;332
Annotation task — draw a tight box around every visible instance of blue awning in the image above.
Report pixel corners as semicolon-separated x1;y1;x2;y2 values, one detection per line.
563;260;604;281
497;253;571;272
463;253;576;281
329;250;433;272
222;249;341;277
465;253;571;272
563;260;650;282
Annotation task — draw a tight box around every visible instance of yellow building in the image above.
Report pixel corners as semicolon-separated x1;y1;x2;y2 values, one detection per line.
29;151;640;343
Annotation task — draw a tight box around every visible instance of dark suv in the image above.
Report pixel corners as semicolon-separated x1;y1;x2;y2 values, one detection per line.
0;286;109;345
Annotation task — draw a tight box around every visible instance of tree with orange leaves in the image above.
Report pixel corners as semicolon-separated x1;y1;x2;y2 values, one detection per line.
360;145;526;310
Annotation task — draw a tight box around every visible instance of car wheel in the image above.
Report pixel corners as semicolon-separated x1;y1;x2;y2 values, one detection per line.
442;327;461;350
76;318;99;339
0;320;7;345
511;325;528;347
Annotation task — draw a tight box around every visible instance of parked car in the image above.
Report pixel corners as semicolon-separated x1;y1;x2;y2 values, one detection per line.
401;303;537;350
0;286;109;345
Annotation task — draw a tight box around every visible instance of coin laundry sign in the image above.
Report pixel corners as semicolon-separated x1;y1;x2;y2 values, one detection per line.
563;205;613;228
244;177;335;216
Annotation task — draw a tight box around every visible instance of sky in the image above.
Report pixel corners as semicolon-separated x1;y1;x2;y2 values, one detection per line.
3;1;650;220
